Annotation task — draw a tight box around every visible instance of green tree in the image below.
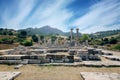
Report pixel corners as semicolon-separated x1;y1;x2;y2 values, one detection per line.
40;35;44;43
8;31;13;35
109;37;117;44
20;40;33;46
80;34;89;41
32;35;38;42
67;36;71;40
0;37;13;44
3;31;7;35
51;35;57;44
18;30;27;38
114;44;120;50
103;38;109;44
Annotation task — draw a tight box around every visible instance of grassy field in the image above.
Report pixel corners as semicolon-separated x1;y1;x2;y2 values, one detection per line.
0;65;120;80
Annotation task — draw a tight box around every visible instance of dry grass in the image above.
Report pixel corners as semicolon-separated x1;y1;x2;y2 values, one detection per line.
0;44;18;50
0;65;120;80
0;52;5;55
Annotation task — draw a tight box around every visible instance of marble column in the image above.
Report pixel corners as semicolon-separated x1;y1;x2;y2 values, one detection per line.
70;28;73;42
76;28;79;41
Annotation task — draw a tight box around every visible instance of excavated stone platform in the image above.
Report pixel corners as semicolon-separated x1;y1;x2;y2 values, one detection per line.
80;72;120;80
0;72;21;80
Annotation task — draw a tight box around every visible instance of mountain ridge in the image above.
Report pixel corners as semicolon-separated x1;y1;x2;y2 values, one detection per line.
18;25;64;35
17;26;120;38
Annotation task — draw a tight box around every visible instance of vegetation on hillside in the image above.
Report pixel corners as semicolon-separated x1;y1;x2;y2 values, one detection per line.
0;28;120;51
85;34;120;51
89;30;120;39
18;25;64;36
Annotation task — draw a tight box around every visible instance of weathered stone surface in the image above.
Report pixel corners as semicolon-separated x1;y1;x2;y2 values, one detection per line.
5;46;28;55
83;61;103;67
29;49;45;54
14;64;23;69
80;72;120;80
102;55;120;61
0;60;22;64
74;56;82;62
68;49;76;55
47;48;68;53
0;72;21;80
0;55;25;60
28;59;41;64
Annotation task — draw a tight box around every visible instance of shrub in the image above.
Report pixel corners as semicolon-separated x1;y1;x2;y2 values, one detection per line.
0;37;14;44
109;37;117;44
20;40;33;46
32;35;38;42
113;44;120;50
51;35;57;44
18;30;27;38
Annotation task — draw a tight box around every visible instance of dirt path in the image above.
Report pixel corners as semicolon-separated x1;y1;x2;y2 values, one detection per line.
0;65;120;80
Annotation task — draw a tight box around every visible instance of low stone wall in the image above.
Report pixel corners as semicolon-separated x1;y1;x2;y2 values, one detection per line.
68;50;77;55
0;56;22;60
0;60;22;64
14;64;23;69
102;55;120;61
28;59;41;64
41;59;50;63
39;61;120;67
88;48;103;55
47;48;68;53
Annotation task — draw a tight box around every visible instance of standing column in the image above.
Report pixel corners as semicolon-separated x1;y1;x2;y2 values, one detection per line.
36;34;40;46
76;28;79;46
76;28;79;41
70;28;73;42
44;38;46;46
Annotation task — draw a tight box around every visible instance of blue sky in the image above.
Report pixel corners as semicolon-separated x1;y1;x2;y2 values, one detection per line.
0;0;120;33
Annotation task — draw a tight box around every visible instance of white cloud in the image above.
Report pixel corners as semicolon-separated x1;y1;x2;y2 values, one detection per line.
25;0;74;31
1;0;120;33
1;0;74;31
82;24;120;33
2;0;35;29
72;0;120;33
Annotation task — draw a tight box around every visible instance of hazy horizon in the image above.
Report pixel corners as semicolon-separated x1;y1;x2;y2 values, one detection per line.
0;0;120;33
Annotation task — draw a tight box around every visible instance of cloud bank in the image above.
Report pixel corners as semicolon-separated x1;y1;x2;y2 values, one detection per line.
72;0;120;33
0;0;120;33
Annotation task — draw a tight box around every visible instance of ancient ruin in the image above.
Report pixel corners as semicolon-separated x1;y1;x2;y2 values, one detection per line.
80;72;120;80
0;28;120;68
0;28;120;80
0;28;119;67
0;72;21;80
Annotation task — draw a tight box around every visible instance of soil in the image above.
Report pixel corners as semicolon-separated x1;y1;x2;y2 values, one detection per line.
0;65;120;80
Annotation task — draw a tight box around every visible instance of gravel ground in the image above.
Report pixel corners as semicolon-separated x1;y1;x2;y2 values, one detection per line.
0;65;120;80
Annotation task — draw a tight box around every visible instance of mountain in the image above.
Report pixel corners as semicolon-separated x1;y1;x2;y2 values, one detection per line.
18;26;120;38
89;30;120;39
18;25;64;35
39;26;64;35
18;26;82;36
